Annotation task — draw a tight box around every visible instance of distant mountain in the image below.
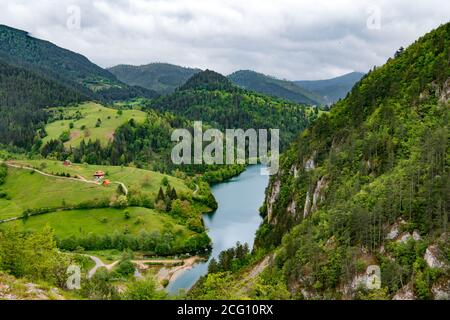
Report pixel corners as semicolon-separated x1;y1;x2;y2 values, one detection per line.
148;70;320;149
108;63;201;94
228;70;324;106
295;71;365;104
0;24;158;101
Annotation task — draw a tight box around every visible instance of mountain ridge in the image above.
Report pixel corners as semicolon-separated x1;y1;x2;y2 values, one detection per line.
295;71;365;104
108;62;201;94
0;24;158;101
228;69;325;105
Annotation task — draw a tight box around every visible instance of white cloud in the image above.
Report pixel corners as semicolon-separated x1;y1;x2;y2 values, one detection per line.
0;0;449;79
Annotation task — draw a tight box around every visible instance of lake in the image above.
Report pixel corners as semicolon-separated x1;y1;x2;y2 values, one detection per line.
167;164;269;294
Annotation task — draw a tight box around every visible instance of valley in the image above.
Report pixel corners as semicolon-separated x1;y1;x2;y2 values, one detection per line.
0;17;448;302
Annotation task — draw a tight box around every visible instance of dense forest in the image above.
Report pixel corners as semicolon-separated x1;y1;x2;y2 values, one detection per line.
39;69;319;180
0;60;86;148
192;22;450;300
148;70;321;149
0;25;158;104
0;25;161;150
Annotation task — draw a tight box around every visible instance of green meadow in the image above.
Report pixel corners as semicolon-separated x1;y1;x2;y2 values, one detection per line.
2;207;194;240
0;161;193;220
10;159;191;197
42;102;147;147
0;167;114;219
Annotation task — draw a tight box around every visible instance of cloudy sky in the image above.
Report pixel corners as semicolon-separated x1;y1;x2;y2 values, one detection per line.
0;0;449;80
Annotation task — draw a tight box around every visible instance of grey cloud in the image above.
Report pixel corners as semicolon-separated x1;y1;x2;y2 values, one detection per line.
0;0;449;80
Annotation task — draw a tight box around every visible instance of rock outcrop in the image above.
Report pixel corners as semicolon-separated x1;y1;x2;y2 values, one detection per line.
424;245;446;269
393;283;416;300
303;176;328;217
267;177;281;222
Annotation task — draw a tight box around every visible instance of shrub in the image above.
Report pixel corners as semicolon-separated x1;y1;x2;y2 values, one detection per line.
115;259;135;277
110;195;128;208
122;277;167;300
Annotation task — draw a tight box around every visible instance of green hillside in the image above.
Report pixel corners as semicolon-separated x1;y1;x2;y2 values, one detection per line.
42;102;147;147
0;166;114;220
108;63;201;94
0;59;87;149
0;25;158;102
10;159;191;196
3;207;195;250
193;23;450;300
0;159;212;256
148;70;321;149
0;25;117;94
229;70;325;105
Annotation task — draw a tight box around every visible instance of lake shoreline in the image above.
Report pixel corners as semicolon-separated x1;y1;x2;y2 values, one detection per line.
165;164;268;294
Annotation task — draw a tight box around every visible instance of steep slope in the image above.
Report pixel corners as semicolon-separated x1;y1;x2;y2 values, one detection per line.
193;23;450;300
295;72;365;104
147;70;320;149
255;23;450;299
228;70;325;105
108;63;201;94
0;59;87;148
0;25;158;101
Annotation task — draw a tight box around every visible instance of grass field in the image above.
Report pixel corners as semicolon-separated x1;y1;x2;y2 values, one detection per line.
1;207;194;240
10;159;191;197
42;102;147;147
0;167;115;219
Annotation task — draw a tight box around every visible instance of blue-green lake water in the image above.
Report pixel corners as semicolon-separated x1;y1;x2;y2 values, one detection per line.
167;165;269;294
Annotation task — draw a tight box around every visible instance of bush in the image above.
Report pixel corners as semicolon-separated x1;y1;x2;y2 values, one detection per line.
110;195;128;208
115;259;135;277
122;277;167;300
59;130;71;143
81;269;119;300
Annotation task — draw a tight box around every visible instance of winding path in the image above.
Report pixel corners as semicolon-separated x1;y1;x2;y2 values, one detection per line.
4;161;129;194
3;162;101;186
86;255;201;280
87;256;119;278
0;161;130;223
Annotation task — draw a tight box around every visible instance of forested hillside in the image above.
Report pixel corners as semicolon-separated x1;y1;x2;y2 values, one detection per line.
229;70;325;105
147;70;321;149
192;23;450;300
0;25;158;102
109;63;201;94
0;25;161;151
0;60;86;148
